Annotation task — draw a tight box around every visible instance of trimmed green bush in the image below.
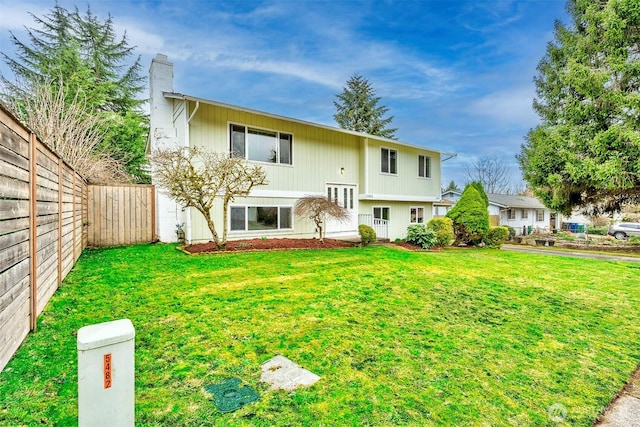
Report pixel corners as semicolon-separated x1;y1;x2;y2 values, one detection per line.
358;224;377;246
587;225;608;236
486;226;510;248
427;217;454;247
507;226;516;240
446;184;490;245
406;224;438;249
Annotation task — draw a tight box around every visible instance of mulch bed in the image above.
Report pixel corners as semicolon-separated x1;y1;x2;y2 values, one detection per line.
184;238;357;254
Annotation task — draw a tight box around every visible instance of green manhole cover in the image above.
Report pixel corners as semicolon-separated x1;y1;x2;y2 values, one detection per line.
204;378;259;413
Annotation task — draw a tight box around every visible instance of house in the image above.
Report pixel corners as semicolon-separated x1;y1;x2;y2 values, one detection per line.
440;190;559;234
149;54;456;243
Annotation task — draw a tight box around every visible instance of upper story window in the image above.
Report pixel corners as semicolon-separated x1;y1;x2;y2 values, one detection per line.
230;124;292;165
381;148;397;174
418;155;431;178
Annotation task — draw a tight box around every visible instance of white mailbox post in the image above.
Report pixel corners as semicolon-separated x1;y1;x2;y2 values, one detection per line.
77;319;135;427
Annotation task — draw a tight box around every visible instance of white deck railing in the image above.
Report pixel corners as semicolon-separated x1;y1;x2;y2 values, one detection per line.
359;214;389;239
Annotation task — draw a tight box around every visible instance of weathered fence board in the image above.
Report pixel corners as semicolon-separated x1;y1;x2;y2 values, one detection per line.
0;105;87;372
0;104;156;373
87;185;155;247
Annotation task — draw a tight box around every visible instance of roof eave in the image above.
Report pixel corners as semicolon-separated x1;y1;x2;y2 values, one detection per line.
164;92;457;157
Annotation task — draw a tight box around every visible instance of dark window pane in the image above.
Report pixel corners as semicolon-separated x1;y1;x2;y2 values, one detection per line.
390;150;397;174
424;157;430;177
248;206;278;230
279;133;292;164
382;208;389;220
418;155;425;177
381;148;389;173
374;207;381;219
279;207;292;229
230;125;245;157
230;207;245;231
349;188;354;209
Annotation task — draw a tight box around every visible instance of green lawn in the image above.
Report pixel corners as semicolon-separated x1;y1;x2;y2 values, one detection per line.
1;244;639;426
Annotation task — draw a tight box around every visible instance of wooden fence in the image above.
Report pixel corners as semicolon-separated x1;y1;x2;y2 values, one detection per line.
87;185;155;247
0;105;87;372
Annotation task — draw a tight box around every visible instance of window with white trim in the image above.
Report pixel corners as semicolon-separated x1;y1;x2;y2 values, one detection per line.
507;209;516;220
381;148;397;174
536;209;545;222
373;206;390;221
418;155;431;178
230;124;292;165
410;207;424;224
521;209;528;219
230;206;293;231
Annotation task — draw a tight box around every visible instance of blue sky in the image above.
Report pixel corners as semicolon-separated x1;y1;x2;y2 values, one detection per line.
0;0;569;188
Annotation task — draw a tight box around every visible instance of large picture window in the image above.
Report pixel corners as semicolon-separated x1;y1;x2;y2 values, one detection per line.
381;148;397;174
230;206;293;231
229;124;292;165
418;155;431;178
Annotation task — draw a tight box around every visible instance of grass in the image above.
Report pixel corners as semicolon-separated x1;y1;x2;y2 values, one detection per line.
1;244;640;426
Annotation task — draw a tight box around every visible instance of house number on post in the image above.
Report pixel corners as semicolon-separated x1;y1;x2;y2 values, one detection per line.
103;353;112;389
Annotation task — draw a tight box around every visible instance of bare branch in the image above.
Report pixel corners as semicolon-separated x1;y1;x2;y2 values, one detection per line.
3;77;130;183
464;155;513;194
149;147;268;249
294;195;350;242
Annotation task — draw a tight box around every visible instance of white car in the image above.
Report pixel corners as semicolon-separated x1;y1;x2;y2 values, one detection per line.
608;222;640;240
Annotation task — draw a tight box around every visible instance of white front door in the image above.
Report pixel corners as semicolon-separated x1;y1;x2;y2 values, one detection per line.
325;184;358;234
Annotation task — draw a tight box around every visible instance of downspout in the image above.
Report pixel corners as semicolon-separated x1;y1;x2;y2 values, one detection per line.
364;137;369;196
184;100;199;244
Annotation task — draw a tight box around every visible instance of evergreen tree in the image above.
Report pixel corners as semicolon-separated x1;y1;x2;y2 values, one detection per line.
333;73;397;139
1;5;149;183
446;184;489;245
443;180;460;193
470;181;489;208
518;0;640;215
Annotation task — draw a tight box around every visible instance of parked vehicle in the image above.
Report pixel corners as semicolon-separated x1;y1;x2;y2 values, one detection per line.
607;222;640;239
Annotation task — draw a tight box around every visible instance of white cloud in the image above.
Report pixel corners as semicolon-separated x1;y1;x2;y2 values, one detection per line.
467;86;537;126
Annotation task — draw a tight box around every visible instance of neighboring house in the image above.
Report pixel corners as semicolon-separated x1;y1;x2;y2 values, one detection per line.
149;54;456;243
440;190;559;234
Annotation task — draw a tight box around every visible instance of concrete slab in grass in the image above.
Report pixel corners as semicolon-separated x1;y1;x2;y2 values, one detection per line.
261;355;320;391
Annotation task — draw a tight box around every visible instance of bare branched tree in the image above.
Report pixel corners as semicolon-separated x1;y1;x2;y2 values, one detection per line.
4;78;129;183
464;156;513;194
294;195;350;242
150;147;268;249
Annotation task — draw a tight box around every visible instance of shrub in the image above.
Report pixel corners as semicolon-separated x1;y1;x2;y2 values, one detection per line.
587;225;608;235
446;184;490;245
507;226;516;240
427;217;454;247
406;224;437;249
486;226;510;248
358;224;377;246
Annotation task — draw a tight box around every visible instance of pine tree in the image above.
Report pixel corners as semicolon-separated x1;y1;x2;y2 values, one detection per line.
1;5;149;183
446;184;489;245
333;73;397;139
518;0;640;215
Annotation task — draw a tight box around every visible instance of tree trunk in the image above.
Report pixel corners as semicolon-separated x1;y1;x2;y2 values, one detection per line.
197;206;222;249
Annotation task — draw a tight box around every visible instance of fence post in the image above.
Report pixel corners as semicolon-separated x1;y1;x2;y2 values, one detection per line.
28;133;38;331
58;160;63;287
